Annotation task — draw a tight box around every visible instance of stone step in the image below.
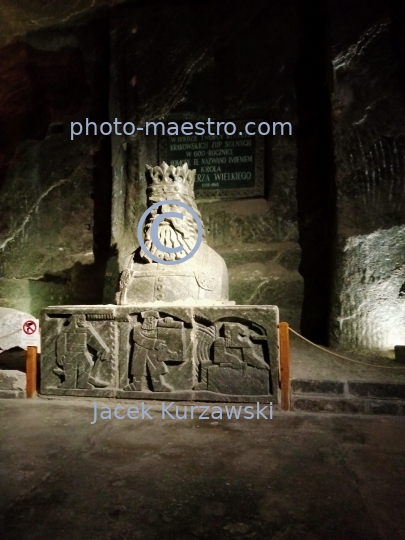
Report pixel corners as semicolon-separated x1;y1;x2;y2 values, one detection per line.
0;369;26;399
291;379;405;415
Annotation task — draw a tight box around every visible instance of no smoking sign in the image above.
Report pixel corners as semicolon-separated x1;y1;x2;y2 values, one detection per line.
23;320;37;335
21;317;40;349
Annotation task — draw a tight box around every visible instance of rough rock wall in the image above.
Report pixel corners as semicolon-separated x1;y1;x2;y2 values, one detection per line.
107;0;303;328
332;226;405;351
1;0;403;349
0;19;112;316
0;0;123;48
0;1;303;327
329;0;405;352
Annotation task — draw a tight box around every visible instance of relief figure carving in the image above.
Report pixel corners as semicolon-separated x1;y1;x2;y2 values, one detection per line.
214;323;269;370
54;314;111;389
126;310;185;392
194;320;269;391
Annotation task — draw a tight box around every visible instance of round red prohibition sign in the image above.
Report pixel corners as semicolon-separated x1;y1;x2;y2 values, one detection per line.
23;320;37;335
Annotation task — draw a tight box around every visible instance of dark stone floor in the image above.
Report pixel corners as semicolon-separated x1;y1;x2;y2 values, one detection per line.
0;399;404;540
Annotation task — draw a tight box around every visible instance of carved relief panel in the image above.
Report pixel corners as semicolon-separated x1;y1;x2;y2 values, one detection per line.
41;305;279;402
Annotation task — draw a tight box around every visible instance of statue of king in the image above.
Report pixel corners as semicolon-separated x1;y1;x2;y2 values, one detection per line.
117;162;229;305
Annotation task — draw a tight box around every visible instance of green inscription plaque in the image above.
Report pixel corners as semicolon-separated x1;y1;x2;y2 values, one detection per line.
159;124;264;199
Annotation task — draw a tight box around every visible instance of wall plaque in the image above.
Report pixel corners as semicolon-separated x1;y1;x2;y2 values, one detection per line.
159;121;264;199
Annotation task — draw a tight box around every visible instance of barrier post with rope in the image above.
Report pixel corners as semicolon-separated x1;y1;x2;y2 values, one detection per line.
279;322;290;411
21;318;40;398
26;346;38;398
289;327;405;369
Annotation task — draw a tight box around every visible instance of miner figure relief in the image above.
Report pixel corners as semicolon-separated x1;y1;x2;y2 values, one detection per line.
126;310;186;392
214;322;269;370
194;320;269;392
54;314;111;389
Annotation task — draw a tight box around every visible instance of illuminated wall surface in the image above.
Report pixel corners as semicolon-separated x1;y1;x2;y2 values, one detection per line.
332;227;405;351
0;0;404;353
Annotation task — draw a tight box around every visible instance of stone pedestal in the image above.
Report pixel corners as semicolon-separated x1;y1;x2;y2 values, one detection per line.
40;304;279;403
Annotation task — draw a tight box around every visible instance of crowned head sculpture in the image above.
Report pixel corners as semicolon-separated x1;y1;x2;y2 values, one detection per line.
146;161;196;200
141;162;204;263
117;162;229;305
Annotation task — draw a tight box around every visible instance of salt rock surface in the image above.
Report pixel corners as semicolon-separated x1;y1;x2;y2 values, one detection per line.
0;370;26;390
0;307;35;352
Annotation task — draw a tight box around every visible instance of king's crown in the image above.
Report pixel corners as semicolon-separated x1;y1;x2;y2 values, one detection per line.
145;161;196;198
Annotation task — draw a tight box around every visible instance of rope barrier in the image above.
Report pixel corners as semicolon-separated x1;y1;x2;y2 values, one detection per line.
289;327;405;370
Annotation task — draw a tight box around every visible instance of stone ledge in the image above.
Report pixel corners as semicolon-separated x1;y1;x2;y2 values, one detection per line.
0;370;26;391
291;379;344;396
0;390;25;399
292;397;366;414
292;396;405;415
40;388;116;398
369;401;402;415
292;379;405;401
348;382;405;399
39;388;277;403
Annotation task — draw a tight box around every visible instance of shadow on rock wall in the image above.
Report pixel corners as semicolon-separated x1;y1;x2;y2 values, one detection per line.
0;17;112;317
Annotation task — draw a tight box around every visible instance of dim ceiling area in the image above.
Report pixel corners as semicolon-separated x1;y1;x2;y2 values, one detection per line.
0;0;404;355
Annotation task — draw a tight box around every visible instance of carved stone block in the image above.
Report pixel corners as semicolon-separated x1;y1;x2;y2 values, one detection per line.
41;304;279;402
